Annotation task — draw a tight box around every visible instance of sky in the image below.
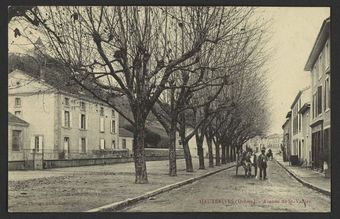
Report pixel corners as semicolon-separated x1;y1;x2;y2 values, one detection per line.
260;7;330;135
8;7;330;136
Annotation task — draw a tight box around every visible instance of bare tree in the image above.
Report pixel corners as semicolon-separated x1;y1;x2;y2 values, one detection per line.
11;6;244;183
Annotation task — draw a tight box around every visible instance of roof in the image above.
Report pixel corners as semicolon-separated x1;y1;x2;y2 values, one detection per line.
290;87;310;109
119;128;134;138
8;112;29;127
298;103;311;114
282;119;290;129
8;53;103;101
286;111;292;118
304;17;330;71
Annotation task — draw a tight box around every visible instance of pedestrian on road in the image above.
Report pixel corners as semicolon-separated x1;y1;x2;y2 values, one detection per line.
266;149;273;160
258;147;268;180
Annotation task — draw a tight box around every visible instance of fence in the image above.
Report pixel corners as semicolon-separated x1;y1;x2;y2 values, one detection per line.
9;148;185;170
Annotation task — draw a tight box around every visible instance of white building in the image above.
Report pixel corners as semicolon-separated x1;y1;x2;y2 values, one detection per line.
8;69;121;168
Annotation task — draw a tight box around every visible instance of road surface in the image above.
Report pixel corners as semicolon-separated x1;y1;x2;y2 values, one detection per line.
120;159;330;212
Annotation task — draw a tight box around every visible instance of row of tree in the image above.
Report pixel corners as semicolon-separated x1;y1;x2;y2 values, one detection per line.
9;6;269;183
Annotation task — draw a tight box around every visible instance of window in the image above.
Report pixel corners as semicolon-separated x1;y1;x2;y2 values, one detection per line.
293;106;298;135
298;113;302;132
316;57;321;80
32;136;43;153
111;120;116;133
100;107;104;116
112;110;115;117
100;139;105;150
122;139;127;149
319;51;324;75
80;114;86;129
64;111;70;127
317;86;322;116
65;97;70;106
35;136;40;152
325;41;330;68
324;77;330;110
15;98;21;107
12;130;21;151
112;140;116;149
14;111;21;117
80;137;86;153
100;117;105;132
80;101;86;111
312;94;315;118
64;137;70;153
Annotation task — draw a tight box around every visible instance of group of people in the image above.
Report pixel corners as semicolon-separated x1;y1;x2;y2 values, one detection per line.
238;147;273;180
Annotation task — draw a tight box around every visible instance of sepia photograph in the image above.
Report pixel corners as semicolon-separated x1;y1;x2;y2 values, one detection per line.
6;5;331;213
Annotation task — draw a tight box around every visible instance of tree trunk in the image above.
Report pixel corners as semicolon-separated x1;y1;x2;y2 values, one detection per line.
232;146;236;162
226;144;230;163
182;140;193;172
168;115;177;176
215;143;221;166
221;144;226;164
179;112;193;172
133;121;148;184
196;133;205;169
206;135;214;168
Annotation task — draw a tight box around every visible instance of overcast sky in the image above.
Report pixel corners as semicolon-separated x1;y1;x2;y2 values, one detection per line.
8;7;330;135
260;7;330;135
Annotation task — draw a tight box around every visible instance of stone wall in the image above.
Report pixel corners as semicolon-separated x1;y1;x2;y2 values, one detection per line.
9;149;185;170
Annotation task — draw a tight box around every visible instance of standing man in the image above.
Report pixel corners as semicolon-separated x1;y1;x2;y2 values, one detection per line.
258;147;268;180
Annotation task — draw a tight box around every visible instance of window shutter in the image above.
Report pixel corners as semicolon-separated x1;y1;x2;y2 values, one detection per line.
100;117;104;132
110;120;113;133
70;112;73;128
30;136;35;152
62;111;65;127
79;138;81;153
112;120;116;133
38;136;43;153
79;113;81;129
86;115;88;130
85;138;88;153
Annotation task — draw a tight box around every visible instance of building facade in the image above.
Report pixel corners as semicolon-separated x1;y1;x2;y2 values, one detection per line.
299;102;311;165
266;133;282;149
8;69;120;167
8;113;31;169
304;17;330;175
282;112;291;162
119;128;134;156
290;87;311;165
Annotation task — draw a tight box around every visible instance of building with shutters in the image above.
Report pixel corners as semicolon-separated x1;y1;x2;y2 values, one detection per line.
304;17;330;176
282;111;292;162
119;128;134;156
289;87;312;165
8;69;120;168
8;112;30;169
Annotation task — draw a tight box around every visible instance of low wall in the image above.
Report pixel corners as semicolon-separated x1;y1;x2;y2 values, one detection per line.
8;160;35;170
9;149;185;170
